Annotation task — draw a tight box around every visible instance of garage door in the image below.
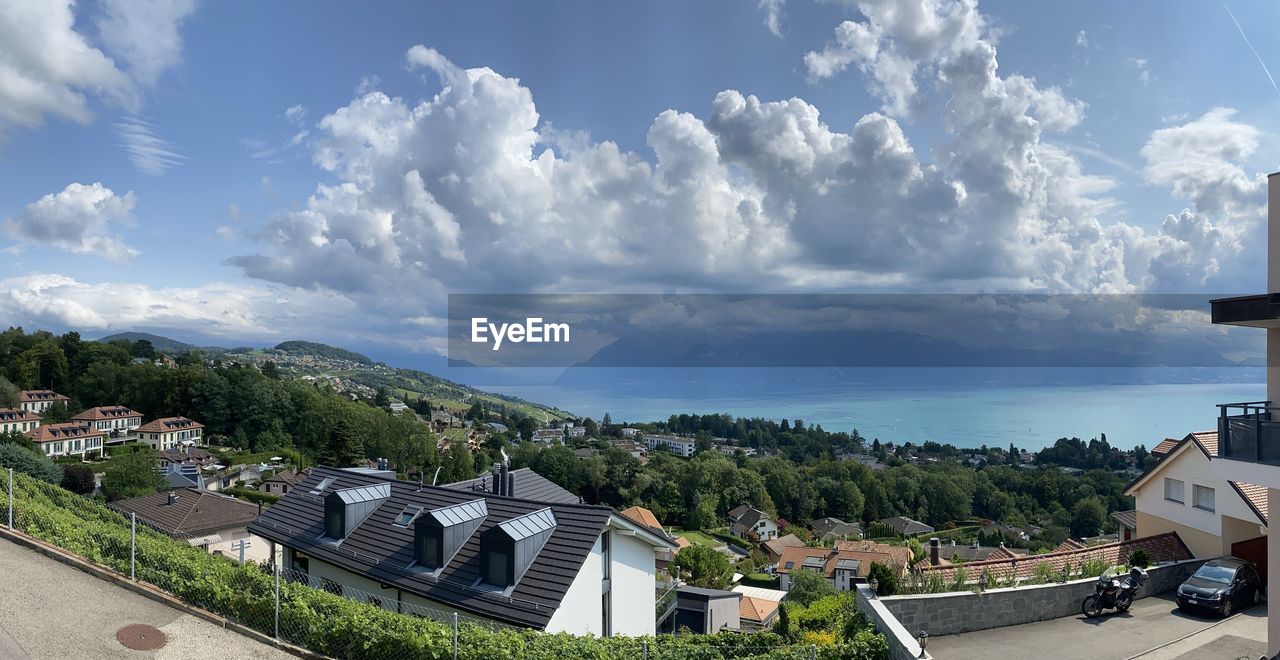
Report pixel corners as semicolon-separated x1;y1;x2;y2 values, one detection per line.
1231;535;1267;582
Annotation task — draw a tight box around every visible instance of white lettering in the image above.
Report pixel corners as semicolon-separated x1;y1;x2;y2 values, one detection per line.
470;317;571;351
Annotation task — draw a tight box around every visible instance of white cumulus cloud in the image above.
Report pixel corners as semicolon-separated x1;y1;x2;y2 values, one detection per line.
3;182;138;260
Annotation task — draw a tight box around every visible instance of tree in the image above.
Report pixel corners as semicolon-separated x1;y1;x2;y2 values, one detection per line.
261;360;281;379
440;438;475;484
671;544;733;589
0;376;18;409
325;418;365;467
787;568;837;606
16;341;69;391
61;464;97;495
375;387;392;409
581;455;606;503
1071;496;1107;538
867;561;899;596
0;444;62;483
466;402;485;421
101;451;164;500
39;401;73;424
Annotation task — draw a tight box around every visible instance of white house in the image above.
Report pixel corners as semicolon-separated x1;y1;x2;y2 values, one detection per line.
137;417;204;451
1123;431;1266;559
642;434;696;458
18;390;69;414
249;464;673;636
26;422;107;458
71;406;144;439
727;505;778;541
0;408;41;434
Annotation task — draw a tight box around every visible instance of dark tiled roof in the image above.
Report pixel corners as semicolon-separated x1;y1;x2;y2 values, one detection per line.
730;506;772;528
155;447;215;464
727;505;752;519
265;469;308;487
249;466;614;629
444;467;579;504
108;488;258;538
878;516;934;535
1111;509;1137;530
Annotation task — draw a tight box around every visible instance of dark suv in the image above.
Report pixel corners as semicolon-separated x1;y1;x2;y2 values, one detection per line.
1175;557;1264;618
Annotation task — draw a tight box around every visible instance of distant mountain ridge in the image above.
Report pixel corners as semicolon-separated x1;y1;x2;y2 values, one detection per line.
274;340;374;365
98;332;201;353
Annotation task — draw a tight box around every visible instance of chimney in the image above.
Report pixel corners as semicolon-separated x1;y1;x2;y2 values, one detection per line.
491;463;502;494
506;471;515;498
167;490;175;506
929;537;941;566
257;500;263;516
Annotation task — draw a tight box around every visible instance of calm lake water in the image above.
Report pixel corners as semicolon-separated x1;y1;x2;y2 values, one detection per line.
483;371;1264;451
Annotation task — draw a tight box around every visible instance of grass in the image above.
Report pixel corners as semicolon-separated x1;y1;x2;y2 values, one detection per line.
670;529;721;548
740;573;779;589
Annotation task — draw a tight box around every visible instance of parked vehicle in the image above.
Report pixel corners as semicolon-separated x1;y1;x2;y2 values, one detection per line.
1081;566;1148;618
1175;557;1263;618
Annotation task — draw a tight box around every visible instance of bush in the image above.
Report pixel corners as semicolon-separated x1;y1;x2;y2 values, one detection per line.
787;567;837;606
60;464;96;495
868;561;898;596
1127;549;1150;568
1;471;888;659
222;487;280;506
101;451;164;501
0;443;63;483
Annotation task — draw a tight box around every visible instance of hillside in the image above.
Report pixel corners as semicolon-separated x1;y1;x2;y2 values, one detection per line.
274;340;373;365
98;332;200;353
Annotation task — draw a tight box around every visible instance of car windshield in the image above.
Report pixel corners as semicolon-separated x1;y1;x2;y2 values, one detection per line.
1192;564;1236;584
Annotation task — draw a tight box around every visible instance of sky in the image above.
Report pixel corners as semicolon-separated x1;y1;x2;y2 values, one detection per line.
2;0;1280;361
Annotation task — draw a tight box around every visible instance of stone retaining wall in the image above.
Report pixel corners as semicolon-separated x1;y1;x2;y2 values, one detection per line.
882;558;1207;637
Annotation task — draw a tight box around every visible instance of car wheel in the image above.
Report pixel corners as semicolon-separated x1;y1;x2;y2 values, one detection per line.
1221;598;1233;618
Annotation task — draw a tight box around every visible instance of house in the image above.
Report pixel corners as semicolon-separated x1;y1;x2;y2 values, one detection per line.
136;417;204;451
916;537;1022;567
759;533;805;564
388;401;410;414
18;390;69;414
641;434;696;458
877;516;934;536
531;428;564;444
1111;509;1138;541
775;542;906;592
159;463;206;490
667;587;741;634
916;532;1193;584
71;406;144;439
1151;437;1180;459
445;467;580;504
108;488;269;562
809;516;864;543
727;505;777;541
248;464;673;636
430;410;460;432
259;469;309;496
608;438;647;458
154;355;178;369
26;422;107;458
738;596;781;631
0;408;41;435
573;448;598;460
621;428;640;438
567;426;587;438
620;505;684;567
155;445;216;467
1123;430;1267;559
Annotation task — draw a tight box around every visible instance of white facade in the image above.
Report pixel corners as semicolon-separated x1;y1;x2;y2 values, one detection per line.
642;434;695;458
202;527;272;563
138;419;204;451
0;410;40;435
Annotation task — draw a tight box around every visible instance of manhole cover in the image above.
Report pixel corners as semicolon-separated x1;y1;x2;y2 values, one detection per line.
116;624;167;651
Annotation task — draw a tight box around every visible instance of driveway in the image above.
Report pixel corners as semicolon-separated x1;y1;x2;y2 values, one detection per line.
927;594;1266;660
0;538;295;660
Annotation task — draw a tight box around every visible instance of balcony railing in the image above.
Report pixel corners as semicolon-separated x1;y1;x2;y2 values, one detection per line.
1217;401;1280;465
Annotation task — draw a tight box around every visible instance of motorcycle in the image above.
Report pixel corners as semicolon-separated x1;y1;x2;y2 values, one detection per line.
1081;566;1148;618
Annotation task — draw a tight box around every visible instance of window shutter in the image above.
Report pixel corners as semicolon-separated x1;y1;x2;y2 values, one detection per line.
1192;485;1215;512
1164;478;1184;503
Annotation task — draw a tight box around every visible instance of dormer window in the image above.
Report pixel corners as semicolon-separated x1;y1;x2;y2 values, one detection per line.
412;499;487;572
479;507;556;589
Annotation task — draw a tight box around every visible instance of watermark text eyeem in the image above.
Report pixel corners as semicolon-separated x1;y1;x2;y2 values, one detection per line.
470;317;570;351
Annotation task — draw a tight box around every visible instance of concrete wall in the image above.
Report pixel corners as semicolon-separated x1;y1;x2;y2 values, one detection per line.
205;527;271;564
1136;511;1222;558
545;536;603;635
854;585;930;660
882;558;1207;637
611;530;659;636
1220;514;1266;555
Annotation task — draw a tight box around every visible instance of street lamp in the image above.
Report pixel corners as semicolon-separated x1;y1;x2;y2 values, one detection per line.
917;631;929;658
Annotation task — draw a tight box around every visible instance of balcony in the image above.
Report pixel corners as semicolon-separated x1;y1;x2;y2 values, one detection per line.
1211;294;1280;328
1217;402;1280;465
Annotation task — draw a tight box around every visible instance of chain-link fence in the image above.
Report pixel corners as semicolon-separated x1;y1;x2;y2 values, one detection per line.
0;468;860;660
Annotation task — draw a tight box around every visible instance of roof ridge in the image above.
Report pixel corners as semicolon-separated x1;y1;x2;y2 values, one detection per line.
313;465;609;511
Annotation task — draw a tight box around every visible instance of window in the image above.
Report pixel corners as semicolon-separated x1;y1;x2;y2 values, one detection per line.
1164;478;1185;504
393;506;422;527
1192;484;1216;512
485;549;509;587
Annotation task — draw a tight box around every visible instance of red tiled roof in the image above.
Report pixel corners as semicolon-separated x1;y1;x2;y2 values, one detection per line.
1055;538;1087;552
1231;482;1268;525
72;406;142;421
137;417;204;433
918;532;1193;582
1190;431;1218;455
0;408;41;423
761;533;805;557
836;539;912;567
739;596;780;624
27;422;108;443
18;390;68;403
1151;438;1179;456
620;506;663;532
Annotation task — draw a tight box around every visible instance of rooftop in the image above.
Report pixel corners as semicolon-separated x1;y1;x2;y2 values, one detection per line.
137;417;204;433
108;488;259;539
918;532;1193;582
444;467;580;504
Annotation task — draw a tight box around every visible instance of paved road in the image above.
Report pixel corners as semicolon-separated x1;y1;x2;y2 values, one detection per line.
0;539;294;660
927;594;1265;660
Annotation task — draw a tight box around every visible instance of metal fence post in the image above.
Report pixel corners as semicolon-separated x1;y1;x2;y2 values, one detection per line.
452;612;459;660
7;467;12;531
642;638;648;660
130;513;136;580
274;556;281;640
810;644;817;660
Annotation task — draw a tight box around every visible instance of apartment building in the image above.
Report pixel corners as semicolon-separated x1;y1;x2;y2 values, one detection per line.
18;390;69;414
137;417;204;451
641;434;695;458
71;406;144;438
249;464;673;636
0;408;41;434
26;422;108;458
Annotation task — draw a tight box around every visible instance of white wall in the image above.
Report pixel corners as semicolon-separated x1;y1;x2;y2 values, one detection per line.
611;531;658;636
206;528;271;563
1131;443;1262;556
546;536;604;635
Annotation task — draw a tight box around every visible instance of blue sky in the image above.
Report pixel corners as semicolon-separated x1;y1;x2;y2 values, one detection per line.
2;0;1279;357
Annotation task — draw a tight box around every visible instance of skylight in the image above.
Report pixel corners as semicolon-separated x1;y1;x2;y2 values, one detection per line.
393;505;423;527
310;477;335;495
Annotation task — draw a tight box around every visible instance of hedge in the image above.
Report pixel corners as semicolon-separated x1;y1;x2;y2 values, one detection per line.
0;472;887;659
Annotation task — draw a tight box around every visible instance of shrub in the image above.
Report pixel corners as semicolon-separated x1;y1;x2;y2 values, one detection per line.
101;451;164;501
868;562;898;596
1127;549;1150;568
222;487;280;506
1078;557;1111;579
787;567;837;606
0;443;63;483
60;464;96;495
